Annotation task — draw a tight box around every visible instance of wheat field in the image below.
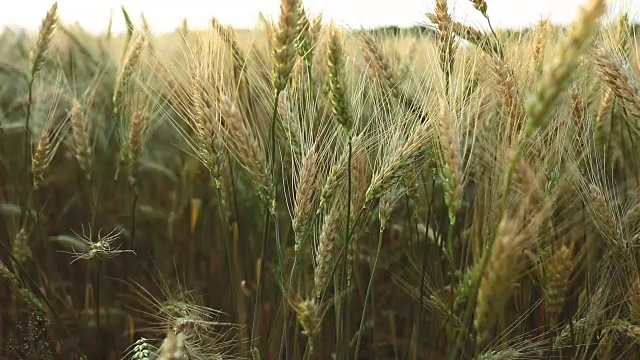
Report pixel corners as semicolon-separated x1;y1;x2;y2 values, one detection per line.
1;0;640;359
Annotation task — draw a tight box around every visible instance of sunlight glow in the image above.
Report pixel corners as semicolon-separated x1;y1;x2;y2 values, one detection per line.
1;0;638;34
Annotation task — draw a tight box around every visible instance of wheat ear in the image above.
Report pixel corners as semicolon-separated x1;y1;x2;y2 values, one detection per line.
524;0;605;133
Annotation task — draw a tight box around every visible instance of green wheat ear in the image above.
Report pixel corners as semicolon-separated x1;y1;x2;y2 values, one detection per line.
326;29;353;135
524;0;605;133
31;2;58;78
272;0;300;94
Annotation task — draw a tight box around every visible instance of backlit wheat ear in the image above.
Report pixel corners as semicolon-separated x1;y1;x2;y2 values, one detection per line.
310;13;323;40
69;99;93;179
272;0;300;95
378;186;401;231
292;146;319;252
512;157;544;211
524;0;605;133
313;200;341;301
11;227;32;266
585;183;618;241
32;116;69;189
437;103;463;224
434;0;452;27
532;19;550;72
114;33;146;115
474;218;527;348
366;119;433;204
470;0;488;16
605;319;640;343
297;6;313;64
31;2;58;78
543;242;575;326
449;21;501;58
106;9;114;41
360;32;400;97
327;28;353;135
595;87;615;145
121;6;135;47
428;9;500;59
180;18;189;39
32;86;69;190
190;72;225;186
427;1;456;91
317;135;363;213
490;57;525;141
140;14;155;55
293;298;321;355
594;13;632;146
127;109;150;191
594;49;640;121
211;18;245;83
616;13;631;58
219;94;276;213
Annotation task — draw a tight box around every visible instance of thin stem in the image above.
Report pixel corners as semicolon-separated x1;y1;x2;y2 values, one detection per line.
417;174;437;342
353;224;384;359
250;91;281;357
449;137;527;360
339;135;353;359
250;209;271;353
95;259;102;357
21;77;36;225
485;17;504;59
216;186;240;318
131;187;138;246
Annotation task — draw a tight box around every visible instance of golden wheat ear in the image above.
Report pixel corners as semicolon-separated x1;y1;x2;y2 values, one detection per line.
543;242;576;326
326;28;354;135
524;0;606;133
292;146;320;252
68;99;93;179
31;2;58;78
272;0;300;95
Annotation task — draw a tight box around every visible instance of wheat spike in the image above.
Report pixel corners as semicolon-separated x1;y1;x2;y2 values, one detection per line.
594;49;640;121
292;146;320;252
293;299;321;355
114;33;146;115
437;103;463;224
272;0;300;94
474;218;528;347
219;94;276;213
31;2;58;78
69;99;93;179
313;201;341;301
524;0;605;132
532;19;550;71
11;227;32;265
543;243;575;326
327;28;353;134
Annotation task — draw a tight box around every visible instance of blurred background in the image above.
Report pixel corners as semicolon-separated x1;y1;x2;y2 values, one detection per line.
2;0;637;33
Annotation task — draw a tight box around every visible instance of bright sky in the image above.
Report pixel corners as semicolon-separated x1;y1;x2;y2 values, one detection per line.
0;0;638;34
